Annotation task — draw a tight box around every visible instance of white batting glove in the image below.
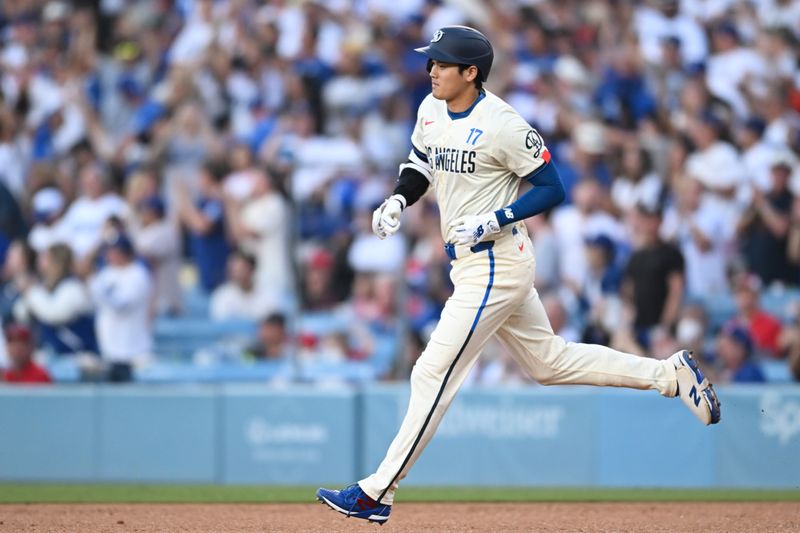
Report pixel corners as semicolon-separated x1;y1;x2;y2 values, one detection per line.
449;212;501;246
371;194;406;239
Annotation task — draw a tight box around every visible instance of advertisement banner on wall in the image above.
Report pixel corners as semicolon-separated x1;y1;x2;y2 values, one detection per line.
716;387;800;488
361;386;595;486
220;386;357;484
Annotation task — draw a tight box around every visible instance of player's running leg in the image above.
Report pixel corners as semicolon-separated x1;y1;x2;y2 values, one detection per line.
495;286;720;425
317;247;524;519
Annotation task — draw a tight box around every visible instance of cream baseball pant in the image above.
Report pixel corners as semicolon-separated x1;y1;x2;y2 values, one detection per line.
359;230;679;505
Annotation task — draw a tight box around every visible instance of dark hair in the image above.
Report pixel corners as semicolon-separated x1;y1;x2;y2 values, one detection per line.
202;159;229;183
263;313;286;328
44;243;74;289
458;64;483;90
232;249;257;270
69;138;94;158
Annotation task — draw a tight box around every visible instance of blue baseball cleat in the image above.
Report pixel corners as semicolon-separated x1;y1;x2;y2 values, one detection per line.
316;483;391;525
671;350;721;425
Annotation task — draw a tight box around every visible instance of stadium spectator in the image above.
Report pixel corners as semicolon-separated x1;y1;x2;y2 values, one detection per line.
58;162;128;265
595;43;656;128
553;178;625;292
281;110;365;202
226;170;294;310
124;167;160;219
14;243;97;356
582;234;622;307
300;248;339;312
706;21;767;118
579;234;623;346
246;313;291;361
779;300;800;380
661;177;730;299
0;181;26;265
0;110;26;198
337;272;397;369
27;187;66;252
609;144;663;216
210;249;275;322
759;85;795;148
1;323;51;384
1;239;37;324
177;161;231;293
161;102;220;190
526;210;560;295
0;326;7;369
561;121;614;197
88;232;152;382
223;143;262;202
735;117;777;197
361;96;412;172
130;195;182;315
634;0;708;68
675;303;711;363
716;323;766;383
645;36;690;114
622;201;685;349
737;152;798;286
731;273;784;358
684;113;744;225
789;196;800;277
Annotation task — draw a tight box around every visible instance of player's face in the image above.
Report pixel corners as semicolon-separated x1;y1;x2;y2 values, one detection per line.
428;60;475;101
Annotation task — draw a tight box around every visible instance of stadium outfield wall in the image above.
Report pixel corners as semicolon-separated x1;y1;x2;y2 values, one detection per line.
0;385;798;488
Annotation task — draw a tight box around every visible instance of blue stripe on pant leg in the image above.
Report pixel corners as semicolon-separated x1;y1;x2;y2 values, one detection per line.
377;249;495;502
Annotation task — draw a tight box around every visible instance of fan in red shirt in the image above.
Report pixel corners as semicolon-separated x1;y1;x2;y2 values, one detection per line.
733;274;783;358
2;323;51;384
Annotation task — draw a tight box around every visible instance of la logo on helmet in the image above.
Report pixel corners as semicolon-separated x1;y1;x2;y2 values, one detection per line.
431;30;443;42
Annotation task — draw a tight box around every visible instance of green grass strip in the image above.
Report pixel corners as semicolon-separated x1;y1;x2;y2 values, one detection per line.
0;485;799;504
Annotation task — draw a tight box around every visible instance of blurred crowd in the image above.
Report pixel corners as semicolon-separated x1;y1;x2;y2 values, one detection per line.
0;0;799;385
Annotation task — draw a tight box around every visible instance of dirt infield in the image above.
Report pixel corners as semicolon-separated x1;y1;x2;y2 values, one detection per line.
1;502;798;532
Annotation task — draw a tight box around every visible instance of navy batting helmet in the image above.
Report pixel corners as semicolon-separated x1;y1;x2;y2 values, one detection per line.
415;26;494;82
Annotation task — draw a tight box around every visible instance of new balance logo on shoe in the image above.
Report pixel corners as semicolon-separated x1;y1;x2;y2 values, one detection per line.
689;385;701;407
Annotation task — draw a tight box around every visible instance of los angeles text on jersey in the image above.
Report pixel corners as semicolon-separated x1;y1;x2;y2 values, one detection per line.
427;146;477;174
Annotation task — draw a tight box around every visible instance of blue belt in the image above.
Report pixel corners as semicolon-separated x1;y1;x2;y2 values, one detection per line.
444;240;494;260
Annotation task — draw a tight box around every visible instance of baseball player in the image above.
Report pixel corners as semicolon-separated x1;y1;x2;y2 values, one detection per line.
317;26;721;525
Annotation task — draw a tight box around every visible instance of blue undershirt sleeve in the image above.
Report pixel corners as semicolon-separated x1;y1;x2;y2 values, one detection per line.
494;162;566;227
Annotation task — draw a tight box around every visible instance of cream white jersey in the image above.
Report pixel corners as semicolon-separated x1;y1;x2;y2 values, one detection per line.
406;90;550;243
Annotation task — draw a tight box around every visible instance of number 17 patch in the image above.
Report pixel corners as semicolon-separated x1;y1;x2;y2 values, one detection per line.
466;128;483;145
